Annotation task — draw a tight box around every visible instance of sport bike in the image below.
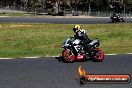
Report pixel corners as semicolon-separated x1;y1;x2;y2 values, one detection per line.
110;15;124;23
61;37;104;63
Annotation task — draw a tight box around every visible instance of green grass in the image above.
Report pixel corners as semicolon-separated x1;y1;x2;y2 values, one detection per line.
0;23;132;58
0;12;26;16
0;12;46;16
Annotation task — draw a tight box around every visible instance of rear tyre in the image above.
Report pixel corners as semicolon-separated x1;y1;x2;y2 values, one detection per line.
110;17;116;23
92;48;104;62
62;49;75;63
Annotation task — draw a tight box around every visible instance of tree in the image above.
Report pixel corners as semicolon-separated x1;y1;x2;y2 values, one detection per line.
32;2;44;13
20;0;28;8
0;0;131;12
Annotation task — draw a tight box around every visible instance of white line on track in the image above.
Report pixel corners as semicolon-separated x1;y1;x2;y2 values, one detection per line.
105;54;118;55
127;53;132;54
0;58;14;59
23;56;40;59
0;53;132;59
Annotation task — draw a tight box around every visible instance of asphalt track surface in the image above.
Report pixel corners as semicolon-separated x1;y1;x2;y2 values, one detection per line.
0;17;131;24
0;54;132;88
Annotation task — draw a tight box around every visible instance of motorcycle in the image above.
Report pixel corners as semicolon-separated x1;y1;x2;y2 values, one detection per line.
61;37;104;63
110;15;124;23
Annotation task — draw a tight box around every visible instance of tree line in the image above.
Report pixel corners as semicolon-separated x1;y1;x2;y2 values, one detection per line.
0;0;132;14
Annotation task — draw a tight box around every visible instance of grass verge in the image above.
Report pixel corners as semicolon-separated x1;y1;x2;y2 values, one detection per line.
0;12;46;16
0;23;131;58
0;12;25;16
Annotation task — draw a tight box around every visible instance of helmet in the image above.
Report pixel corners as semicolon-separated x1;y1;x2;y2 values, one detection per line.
73;25;81;32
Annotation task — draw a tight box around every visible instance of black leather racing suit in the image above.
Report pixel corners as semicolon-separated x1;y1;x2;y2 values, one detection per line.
74;29;91;53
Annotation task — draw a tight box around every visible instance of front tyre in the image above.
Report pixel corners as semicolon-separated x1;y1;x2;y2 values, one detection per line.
62;49;75;63
92;48;104;62
120;18;124;22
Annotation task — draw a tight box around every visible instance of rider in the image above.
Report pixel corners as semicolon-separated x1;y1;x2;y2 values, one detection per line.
72;25;91;54
112;13;120;18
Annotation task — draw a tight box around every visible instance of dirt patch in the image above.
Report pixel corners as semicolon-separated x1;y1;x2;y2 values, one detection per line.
0;25;2;28
54;44;61;48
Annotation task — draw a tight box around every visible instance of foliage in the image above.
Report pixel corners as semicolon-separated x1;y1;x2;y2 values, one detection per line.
0;0;132;13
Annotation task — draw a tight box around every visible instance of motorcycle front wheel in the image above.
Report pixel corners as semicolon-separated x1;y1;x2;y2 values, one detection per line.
62;49;75;63
92;48;104;62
